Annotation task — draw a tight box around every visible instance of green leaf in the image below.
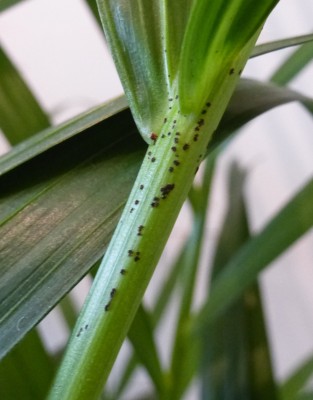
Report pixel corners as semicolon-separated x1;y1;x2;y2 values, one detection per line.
271;40;313;86
85;0;102;27
0;75;308;360
252;33;313;58
0;0;24;12
168;151;218;399
96;1;279;139
0;328;55;399
201;163;277;400
0;78;308;360
114;234;188;397
0;105;145;359
195;177;313;331
127;305;165;394
162;0;193;84
0;45;50;145
280;355;313;400
96;0;169;140
0;96;127;176
210;79;310;149
296;393;313;400
179;0;279;114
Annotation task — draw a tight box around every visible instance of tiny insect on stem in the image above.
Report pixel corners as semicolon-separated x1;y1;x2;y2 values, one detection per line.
150;132;158;143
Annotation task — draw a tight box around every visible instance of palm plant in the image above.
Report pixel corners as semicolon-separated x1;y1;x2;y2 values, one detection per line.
1;1;313;399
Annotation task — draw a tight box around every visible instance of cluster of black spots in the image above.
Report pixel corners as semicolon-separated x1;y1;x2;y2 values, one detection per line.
183;143;190;151
160;183;175;199
229;68;235;75
76;324;89;338
76;324;88;337
193;134;199;142
140;184;144;190
174;137;179;144
151;196;160;208
194;117;205;133
147;151;155;162
128;249;141;260
105;287;117;312
137;225;144;236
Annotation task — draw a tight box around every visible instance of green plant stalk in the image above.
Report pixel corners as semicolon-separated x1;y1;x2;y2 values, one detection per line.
49;37;258;400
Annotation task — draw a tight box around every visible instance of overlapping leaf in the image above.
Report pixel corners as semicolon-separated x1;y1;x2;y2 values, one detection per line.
0;45;50;145
179;0;279;113
0;79;310;358
96;0;169;140
195;176;313;331
96;0;280;139
0;104;144;359
252;33;313;58
201;163;276;399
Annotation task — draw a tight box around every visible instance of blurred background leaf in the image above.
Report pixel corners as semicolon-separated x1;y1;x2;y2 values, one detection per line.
0;44;50;145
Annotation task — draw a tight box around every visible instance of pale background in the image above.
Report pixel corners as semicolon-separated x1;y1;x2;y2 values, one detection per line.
1;0;313;398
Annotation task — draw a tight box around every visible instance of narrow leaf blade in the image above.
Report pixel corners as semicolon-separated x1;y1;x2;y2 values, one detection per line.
0;107;145;359
96;0;168;139
0;45;50;145
196;177;313;330
128;305;165;393
271;41;313;85
252;33;313;58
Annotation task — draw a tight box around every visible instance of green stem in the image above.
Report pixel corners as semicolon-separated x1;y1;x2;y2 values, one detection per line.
49;41;255;400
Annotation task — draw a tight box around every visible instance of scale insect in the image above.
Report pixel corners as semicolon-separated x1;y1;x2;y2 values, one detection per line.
150;132;158;143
